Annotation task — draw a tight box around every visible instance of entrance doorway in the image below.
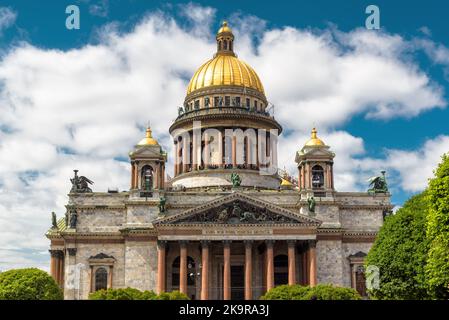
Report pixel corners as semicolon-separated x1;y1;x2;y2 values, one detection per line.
231;265;244;300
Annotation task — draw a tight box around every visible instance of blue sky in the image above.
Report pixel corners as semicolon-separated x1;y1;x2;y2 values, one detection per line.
0;1;448;270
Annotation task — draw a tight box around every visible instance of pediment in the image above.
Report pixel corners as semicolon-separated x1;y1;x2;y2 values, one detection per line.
154;192;321;226
131;145;163;158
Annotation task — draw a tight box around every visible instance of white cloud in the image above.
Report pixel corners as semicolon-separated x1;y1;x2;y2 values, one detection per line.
0;8;448;270
0;7;16;33
89;0;109;18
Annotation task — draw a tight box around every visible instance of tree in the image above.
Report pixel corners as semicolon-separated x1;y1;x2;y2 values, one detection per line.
0;268;63;300
365;192;430;299
426;153;449;299
260;284;360;300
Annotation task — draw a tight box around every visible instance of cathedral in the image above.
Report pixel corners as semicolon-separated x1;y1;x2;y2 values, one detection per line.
46;22;392;300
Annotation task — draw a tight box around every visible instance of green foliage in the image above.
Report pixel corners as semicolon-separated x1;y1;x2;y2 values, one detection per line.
426;153;449;299
260;284;360;300
156;290;189;300
88;288;188;300
365;192;431;299
0;268;63;300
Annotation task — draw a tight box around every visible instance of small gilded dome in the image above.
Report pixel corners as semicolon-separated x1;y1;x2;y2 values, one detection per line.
137;127;159;146
304;128;326;147
280;178;293;187
186;22;265;96
217;20;232;34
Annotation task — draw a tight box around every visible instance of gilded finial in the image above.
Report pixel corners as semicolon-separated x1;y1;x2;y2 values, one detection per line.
311;127;318;139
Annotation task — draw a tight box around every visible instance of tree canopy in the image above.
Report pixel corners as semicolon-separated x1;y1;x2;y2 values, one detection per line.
0;268;63;300
260;284;361;300
426;153;449;299
365;192;430;299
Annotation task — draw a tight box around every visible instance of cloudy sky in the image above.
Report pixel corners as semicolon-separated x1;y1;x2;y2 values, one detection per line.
0;0;448;271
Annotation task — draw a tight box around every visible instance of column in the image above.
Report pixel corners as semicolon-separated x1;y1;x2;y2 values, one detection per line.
308;240;317;287
108;266;113;289
201;241;209;300
287;241;296;285
203;131;209;167
54;252;60;287
154;165;159;190
183;138;190;173
302;248;308;285
90;266;94;293
130;162;135;189
218;131;223;168
49;250;57;282
244;241;253;300
223;241;231;300
58;253;64;287
157;241;166;294
179;241;188;295
266;240;274;291
134;162;139;189
174;142;178;176
232;135;237;168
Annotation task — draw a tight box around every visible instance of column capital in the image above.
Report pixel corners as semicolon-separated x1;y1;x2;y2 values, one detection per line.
49;249;63;258
308;240;317;248
265;240;275;247
200;240;210;247
222;240;232;246
287;240;297;247
157;240;167;249
179;240;189;247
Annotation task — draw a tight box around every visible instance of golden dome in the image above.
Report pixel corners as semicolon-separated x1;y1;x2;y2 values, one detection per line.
304;128;326;147
187;55;265;95
280;178;293;186
217;20;232;34
186;22;265;96
137;127;159;146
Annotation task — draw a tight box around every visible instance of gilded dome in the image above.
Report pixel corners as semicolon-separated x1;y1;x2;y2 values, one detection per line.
304;128;326;147
137;127;159;146
186;21;265;96
187;55;265;95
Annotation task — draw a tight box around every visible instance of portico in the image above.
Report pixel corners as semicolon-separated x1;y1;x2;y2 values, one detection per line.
156;239;317;300
153;192;320;300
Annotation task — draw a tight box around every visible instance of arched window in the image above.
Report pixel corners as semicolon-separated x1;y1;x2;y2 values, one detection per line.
171;256;196;288
95;267;108;291
223;40;228;50
141;165;153;190
274;254;288;286
311;165;324;188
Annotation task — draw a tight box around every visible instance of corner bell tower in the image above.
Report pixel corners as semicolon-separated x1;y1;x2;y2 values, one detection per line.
295;128;335;197
129;126;167;195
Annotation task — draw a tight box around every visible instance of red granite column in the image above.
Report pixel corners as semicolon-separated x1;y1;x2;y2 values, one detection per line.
49;250;57;282
157;241;166;294
223;241;231;300
201;241;209;300
244;241;253;300
308;240;317;287
288;240;296;285
266;241;274;291
179;241;188;295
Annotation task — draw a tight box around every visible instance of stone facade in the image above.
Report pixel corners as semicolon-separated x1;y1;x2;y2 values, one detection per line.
46;21;392;300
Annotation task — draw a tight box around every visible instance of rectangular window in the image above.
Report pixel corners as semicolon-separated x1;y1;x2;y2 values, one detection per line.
214;97;219;107
235;96;241;107
205;97;210;107
246;98;250;109
254;100;258;110
194;100;200;109
225;96;230;106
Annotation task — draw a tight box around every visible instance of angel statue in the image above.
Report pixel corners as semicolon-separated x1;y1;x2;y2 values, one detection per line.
307;196;316;214
51;212;58;229
70;169;94;193
230;173;241;188
368;170;389;194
